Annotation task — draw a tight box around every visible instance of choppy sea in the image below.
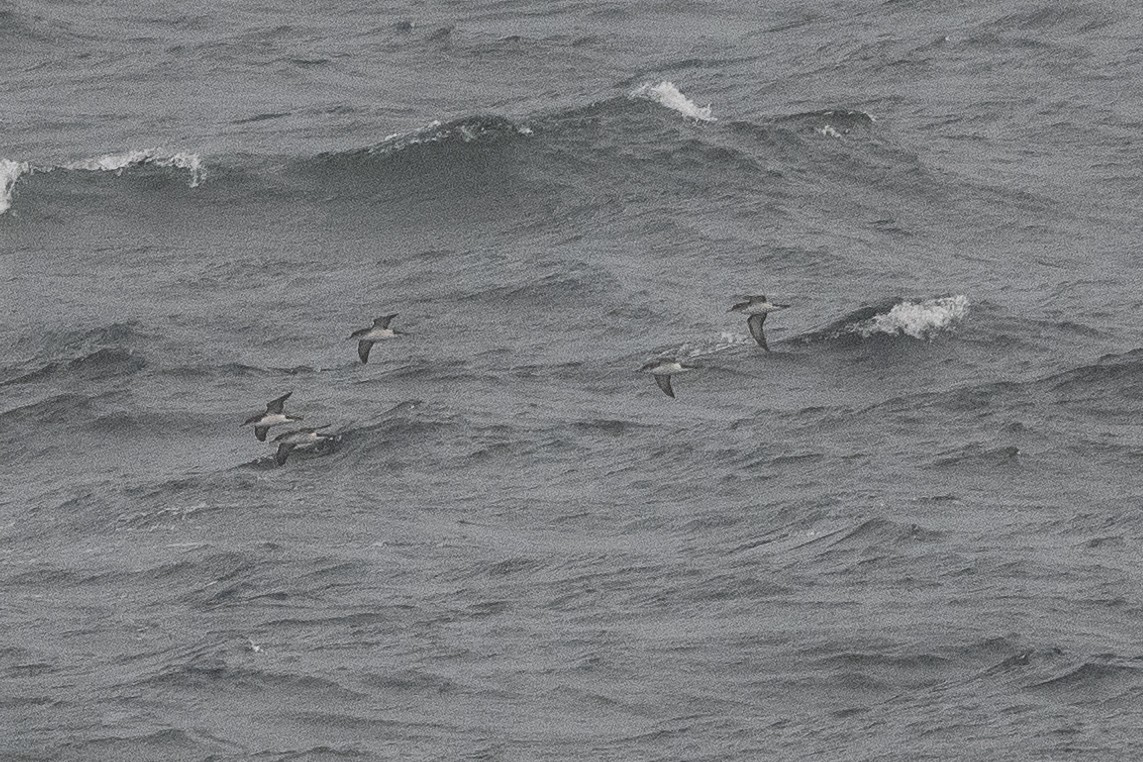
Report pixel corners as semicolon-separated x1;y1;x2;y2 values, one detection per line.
4;1;1143;759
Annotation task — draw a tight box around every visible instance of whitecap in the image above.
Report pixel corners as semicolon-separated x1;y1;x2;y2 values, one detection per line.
0;158;29;215
65;149;206;187
630;81;716;122
853;295;969;339
153;151;206;188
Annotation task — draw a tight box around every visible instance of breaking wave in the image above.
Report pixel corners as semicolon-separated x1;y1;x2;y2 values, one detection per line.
0;150;205;216
0;158;29;215
63;149;206;187
629;81;716;122
641;297;967;362
1;91;897;220
796;296;969;344
852;295;969;339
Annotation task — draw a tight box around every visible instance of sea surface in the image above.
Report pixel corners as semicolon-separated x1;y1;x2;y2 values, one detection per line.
4;1;1143;759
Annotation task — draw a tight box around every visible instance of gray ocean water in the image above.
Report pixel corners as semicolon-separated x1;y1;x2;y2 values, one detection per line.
4;1;1143;759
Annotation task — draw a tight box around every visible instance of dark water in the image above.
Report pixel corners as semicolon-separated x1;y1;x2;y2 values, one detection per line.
4;1;1143;759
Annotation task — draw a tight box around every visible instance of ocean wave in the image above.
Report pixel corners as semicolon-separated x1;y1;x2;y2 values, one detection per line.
462;265;619;307
1042;347;1143;401
0;393;95;426
0;158;29;215
299;114;538;204
1;91;886;220
3;322;151;384
2;348;146;386
328;114;533;162
668;331;757;361
629;81;716;122
852;295;969;339
775;108;876;136
24;320;148;358
1;94;892;221
0;150;205;216
861;344;1143;421
240;399;425;470
990;5;1116;34
1028;660;1143;696
63;347;146;379
931;442;1020;469
797;296;969;345
63;149;206;187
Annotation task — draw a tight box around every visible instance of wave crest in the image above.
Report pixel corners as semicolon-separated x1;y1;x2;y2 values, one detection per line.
354;114;532;159
854;295;968;339
796;296;969;345
0;150;205;216
0;158;29;215
64;149;206;187
629;81;715;122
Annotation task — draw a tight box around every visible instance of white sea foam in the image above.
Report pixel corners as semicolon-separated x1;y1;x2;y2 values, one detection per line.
157;152;205;187
66;150;152;172
0;159;29;215
853;295;969;339
65;149;206;187
630;81;716;122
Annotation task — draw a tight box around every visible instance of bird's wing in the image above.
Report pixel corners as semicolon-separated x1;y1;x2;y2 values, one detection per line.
275;443;295;466
747;313;769;350
266;392;291;414
655;374;676;398
357;341;373;363
255;426;269;442
374;314;397;329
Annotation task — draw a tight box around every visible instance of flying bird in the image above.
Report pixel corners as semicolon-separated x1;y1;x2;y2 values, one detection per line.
349;314;403;363
241;392;301;441
639;357;694;398
728;294;790;351
272;426;335;465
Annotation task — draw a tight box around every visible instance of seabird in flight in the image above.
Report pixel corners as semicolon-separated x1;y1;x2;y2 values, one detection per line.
241;392;301;441
272;425;335;465
349;314;402;364
639;357;694;398
728;295;790;351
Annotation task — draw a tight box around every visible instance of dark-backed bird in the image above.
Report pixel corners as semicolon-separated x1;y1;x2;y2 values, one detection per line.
639;357;694;398
728;294;790;350
241;392;302;441
272;425;335;465
349;314;402;364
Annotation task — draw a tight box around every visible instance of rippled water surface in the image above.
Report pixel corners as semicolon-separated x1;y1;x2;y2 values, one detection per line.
4;1;1143;759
